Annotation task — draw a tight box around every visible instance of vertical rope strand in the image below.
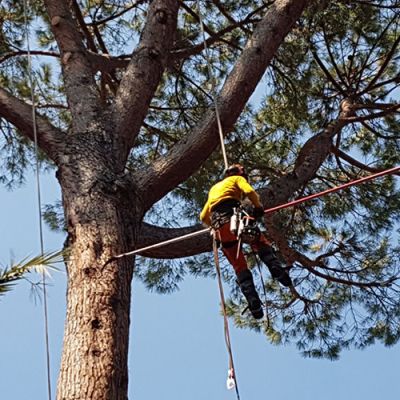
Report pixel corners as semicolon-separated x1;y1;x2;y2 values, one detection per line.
212;238;241;400
22;2;52;400
196;0;229;170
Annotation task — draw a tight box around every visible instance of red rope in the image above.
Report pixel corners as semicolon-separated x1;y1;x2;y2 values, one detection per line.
263;166;400;215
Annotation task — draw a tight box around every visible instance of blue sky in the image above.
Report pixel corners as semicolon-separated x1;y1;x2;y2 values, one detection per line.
1;171;400;400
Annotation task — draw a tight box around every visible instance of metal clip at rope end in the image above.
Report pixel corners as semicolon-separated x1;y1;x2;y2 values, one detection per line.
226;368;236;390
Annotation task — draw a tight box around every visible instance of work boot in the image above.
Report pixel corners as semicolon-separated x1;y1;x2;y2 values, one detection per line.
258;246;293;287
237;269;264;319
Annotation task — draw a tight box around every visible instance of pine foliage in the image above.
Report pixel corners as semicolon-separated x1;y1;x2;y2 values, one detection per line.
0;0;399;358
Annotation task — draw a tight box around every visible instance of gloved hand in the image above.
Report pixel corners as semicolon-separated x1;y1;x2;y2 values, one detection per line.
253;206;265;219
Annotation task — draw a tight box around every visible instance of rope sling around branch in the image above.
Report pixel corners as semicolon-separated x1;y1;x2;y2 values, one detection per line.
22;2;52;400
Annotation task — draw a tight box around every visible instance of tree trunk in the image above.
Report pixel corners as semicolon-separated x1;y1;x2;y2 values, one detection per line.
56;136;141;400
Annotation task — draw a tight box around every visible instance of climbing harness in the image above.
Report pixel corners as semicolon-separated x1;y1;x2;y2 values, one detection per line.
229;207;261;260
23;2;52;399
230;207;260;245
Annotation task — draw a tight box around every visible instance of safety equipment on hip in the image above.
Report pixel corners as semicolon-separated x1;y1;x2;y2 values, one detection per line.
229;207;260;244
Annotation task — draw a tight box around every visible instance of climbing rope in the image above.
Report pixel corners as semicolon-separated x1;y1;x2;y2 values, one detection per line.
212;237;241;400
195;4;244;392
23;2;52;399
196;0;229;170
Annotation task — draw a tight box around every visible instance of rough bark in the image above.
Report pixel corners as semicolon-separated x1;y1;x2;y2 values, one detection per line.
43;0;101;133
0;87;64;162
56;129;142;399
57;208;135;400
114;0;179;163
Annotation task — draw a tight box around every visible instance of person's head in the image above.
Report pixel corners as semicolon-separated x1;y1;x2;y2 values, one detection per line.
224;163;248;180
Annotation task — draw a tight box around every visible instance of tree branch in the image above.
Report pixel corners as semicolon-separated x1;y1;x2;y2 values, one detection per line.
113;0;179;164
172;4;267;60
43;0;100;131
86;52;130;72
295;252;394;288
322;27;349;90
87;1;147;27
330;145;400;175
353;101;400;110
178;0;241;50
136;222;212;258
360;32;400;95
341;104;400;123
311;48;347;96
0;87;64;162
257;100;356;263
0;50;59;64
137;0;312;210
257;98;356;211
349;0;400;11
361;120;400;140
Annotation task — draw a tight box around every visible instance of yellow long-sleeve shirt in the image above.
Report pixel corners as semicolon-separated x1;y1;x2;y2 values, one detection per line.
200;175;263;226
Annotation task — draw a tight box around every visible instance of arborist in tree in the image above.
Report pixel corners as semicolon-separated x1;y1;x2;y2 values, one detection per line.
200;164;293;319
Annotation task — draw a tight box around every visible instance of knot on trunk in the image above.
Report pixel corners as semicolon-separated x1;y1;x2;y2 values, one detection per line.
51;16;62;26
155;9;168;24
91;318;102;330
91;349;101;357
149;47;161;59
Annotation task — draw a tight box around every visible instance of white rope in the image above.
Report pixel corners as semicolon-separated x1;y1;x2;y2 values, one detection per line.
196;0;229;170
23;2;52;400
106;227;210;263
